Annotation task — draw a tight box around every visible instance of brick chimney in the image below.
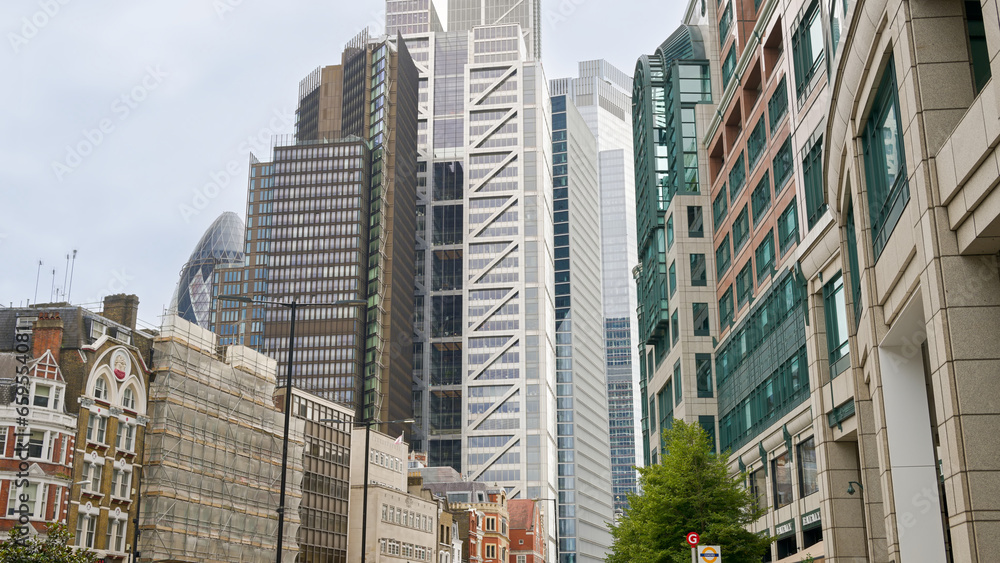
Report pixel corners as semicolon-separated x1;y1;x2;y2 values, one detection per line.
32;312;64;363
102;294;140;330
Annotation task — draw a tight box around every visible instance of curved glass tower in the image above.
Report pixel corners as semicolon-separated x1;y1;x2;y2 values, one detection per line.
170;211;245;329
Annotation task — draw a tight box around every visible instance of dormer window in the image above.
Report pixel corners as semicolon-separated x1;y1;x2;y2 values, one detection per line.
95;378;108;401
90;321;108;340
122;388;135;410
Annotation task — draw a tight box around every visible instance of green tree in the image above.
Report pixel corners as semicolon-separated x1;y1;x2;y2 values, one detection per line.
607;420;773;563
0;523;97;563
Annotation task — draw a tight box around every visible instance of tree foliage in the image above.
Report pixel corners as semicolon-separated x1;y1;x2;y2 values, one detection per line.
0;523;98;563
607;420;773;563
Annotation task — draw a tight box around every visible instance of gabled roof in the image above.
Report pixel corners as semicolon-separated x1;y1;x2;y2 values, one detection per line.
29;349;65;382
508;499;536;531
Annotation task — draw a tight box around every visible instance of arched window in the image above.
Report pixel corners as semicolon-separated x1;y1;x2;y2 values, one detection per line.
122;387;135;410
95;378;108;400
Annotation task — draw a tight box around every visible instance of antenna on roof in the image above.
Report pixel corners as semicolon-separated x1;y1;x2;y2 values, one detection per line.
67;250;78;302
33;260;43;304
50;268;57;302
62;253;70;300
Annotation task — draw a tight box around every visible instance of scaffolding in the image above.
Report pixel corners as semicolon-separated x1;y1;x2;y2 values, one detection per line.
140;315;304;563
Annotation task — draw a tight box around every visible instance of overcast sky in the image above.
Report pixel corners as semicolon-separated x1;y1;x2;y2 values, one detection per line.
0;0;684;327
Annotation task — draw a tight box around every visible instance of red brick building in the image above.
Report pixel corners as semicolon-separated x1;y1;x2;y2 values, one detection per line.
0;295;153;560
0;313;78;534
508;499;544;563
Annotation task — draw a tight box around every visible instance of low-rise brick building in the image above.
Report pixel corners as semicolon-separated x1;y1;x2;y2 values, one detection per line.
0;295;154;561
507;499;544;563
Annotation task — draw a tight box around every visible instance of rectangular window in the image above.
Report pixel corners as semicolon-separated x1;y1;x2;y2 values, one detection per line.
965;1;992;95
699;415;717;453
659;384;673;449
86;461;103;492
688;206;704;238
7;483;37;517
751;469;768;510
773;137;793;191
722;46;737;88
713;189;728;233
798;437;820;498
747;117;767;169
28;431;44;459
33;385;50;408
768;77;789;131
803;136;827;228
778;198;800;254
671;310;679;344
716;236;731;278
674;360;683;406
690;254;707;286
830;0;846;54
107;519;126;552
792;0;826;100
736;261;754;306
733;205;750;252
863;55;909;261
669;261;677;297
696;354;714;397
752;172;772;226
693;304;710;337
719;287;735;329
756;230;775;281
666;216;675;249
719;1;733;44
845;197;863;326
824;273;851;377
76;514;96;548
772;451;794;507
729;152;746;198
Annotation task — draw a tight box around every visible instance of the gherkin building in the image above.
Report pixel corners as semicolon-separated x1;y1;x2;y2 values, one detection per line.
169;211;244;329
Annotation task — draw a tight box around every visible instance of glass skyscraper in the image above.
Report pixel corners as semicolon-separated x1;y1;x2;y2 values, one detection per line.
170;211;245;329
388;2;612;560
550;94;614;562
551;60;640;515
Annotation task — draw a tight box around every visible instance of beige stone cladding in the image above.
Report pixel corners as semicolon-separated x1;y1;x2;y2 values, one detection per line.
825;0;1000;561
348;428;436;561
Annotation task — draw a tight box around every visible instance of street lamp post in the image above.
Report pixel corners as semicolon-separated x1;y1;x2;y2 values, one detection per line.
229;296;365;563
353;418;414;563
537;498;559;562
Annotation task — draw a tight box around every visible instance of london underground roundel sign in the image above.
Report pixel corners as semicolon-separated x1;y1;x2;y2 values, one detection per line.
686;532;700;547
698;545;721;563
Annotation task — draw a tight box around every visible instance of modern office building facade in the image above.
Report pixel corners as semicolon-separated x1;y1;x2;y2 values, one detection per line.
446;0;542;61
550;60;641;515
702;0;823;556
823;0;1000;560
632;19;718;474
638;0;1000;561
387;0;559;506
385;1;570;558
274;387;354;563
547;94;614;561
205;32;419;436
